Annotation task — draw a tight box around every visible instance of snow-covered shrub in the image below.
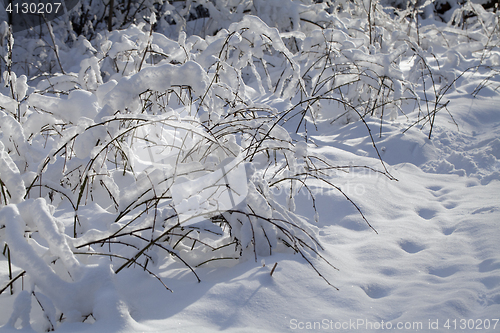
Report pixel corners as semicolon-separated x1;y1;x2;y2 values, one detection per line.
0;17;357;328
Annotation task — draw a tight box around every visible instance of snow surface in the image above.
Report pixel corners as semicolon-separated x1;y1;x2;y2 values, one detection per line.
0;1;499;333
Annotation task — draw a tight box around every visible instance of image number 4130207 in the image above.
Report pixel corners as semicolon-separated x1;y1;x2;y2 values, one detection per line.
2;0;79;33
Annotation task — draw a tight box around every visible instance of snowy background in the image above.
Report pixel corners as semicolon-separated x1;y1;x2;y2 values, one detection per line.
0;0;499;332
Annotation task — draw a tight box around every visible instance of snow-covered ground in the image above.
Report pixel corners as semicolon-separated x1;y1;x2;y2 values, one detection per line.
0;1;499;332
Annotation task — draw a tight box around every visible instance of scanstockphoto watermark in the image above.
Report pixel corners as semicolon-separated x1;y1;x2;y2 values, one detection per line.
290;318;427;331
269;165;385;199
290;318;500;331
135;117;384;225
270;180;367;199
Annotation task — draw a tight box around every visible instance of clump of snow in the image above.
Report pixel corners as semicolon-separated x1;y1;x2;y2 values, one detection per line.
2;290;32;331
101;61;209;112
0;141;26;204
28;90;99;124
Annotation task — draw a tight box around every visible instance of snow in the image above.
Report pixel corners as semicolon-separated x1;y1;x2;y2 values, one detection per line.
101;61;209;112
4;290;32;331
0;0;499;332
28;91;99;124
0;142;26;204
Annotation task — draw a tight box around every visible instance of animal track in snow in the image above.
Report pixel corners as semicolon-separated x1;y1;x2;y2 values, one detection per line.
428;266;460;278
442;226;456;236
480;276;500;290
426;186;452;198
417;208;437;220
361;284;390;299
399;240;426;254
427;185;442;192
472;206;497;214
442;201;458;209
478;259;500;273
